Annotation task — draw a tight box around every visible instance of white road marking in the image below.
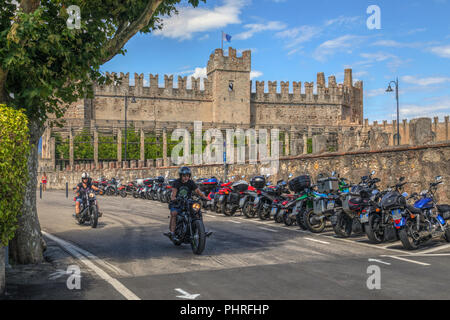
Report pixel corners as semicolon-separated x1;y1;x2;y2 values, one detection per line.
382;255;431;266
304;238;330;245
258;227;278;233
418;243;450;254
175;288;200;300
368;258;391;265
229;220;242;224
43;231;140;300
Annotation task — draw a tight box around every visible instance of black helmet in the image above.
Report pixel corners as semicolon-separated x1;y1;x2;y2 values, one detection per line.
178;166;191;178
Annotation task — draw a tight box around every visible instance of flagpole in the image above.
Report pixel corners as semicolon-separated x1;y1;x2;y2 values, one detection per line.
221;31;223;50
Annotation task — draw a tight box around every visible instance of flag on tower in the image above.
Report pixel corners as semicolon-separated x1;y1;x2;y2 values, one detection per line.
222;32;232;42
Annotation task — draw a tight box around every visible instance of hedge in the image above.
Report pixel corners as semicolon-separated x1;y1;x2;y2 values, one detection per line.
0;105;30;246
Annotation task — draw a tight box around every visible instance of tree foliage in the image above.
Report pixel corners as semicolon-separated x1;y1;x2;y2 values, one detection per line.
0;0;205;123
0;104;30;246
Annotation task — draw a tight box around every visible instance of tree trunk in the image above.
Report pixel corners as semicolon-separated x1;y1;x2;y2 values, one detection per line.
9;119;45;264
0;246;5;295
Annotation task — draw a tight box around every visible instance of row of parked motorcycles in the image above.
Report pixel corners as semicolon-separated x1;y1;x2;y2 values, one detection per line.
92;172;450;250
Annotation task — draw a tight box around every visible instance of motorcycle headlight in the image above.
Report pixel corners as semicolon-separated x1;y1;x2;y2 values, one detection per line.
89;192;95;198
192;203;201;212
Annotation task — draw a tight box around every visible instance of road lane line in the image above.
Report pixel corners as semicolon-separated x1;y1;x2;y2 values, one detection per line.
42;231;140;300
382;255;431;266
368;258;391;265
304;238;330;245
418;244;450;254
258;227;278;233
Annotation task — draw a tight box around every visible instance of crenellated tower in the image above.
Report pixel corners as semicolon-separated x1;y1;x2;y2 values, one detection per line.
207;47;251;125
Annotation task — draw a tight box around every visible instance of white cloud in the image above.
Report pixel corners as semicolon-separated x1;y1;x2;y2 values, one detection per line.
366;88;386;97
325;16;360;27
314;35;365;61
275;25;322;50
429;45;450;58
402;75;450;86
153;0;245;40
234;21;287;40
250;71;263;79
399;98;450;119
185;67;208;89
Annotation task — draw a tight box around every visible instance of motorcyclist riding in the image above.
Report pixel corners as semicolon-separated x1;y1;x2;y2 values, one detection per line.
164;166;209;242
74;172;102;219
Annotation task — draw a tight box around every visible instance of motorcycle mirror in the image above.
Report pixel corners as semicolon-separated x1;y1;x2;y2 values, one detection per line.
436;176;442;182
242;175;246;179
288;174;293;178
331;171;336;177
399;177;405;182
371;170;376;175
402;192;409;198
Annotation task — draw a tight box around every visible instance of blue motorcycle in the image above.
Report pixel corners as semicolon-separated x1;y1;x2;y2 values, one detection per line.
398;176;450;250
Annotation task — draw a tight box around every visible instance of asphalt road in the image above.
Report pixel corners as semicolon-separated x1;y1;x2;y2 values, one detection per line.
36;190;450;300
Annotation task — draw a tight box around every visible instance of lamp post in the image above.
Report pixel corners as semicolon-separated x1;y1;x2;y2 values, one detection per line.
386;78;400;146
124;95;137;163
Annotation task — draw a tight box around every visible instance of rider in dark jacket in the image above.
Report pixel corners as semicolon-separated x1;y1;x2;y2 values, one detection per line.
74;172;102;219
164;167;208;241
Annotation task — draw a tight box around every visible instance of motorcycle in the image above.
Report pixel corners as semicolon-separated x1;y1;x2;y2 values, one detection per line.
278;175;312;228
75;188;99;228
333;171;380;238
218;176;248;216
165;196;212;255
105;177;121;196
303;172;346;233
239;175;264;219
398;176;450;250
362;177;407;243
257;180;290;221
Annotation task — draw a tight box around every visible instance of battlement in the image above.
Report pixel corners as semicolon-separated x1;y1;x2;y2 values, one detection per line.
251;69;361;105
206;47;251;75
94;72;212;99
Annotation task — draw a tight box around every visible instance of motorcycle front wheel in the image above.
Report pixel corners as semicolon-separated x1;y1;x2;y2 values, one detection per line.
90;206;98;228
191;220;206;255
243;201;255;218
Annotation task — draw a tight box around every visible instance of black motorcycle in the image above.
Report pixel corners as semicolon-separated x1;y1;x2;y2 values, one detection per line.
76;189;99;228
166;196;212;255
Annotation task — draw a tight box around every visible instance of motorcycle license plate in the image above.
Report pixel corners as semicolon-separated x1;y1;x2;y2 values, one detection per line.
360;213;369;223
392;209;402;220
239;198;246;207
327;201;335;210
219;195;224;202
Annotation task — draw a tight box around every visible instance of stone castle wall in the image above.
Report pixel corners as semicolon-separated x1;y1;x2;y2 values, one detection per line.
54;47;363;128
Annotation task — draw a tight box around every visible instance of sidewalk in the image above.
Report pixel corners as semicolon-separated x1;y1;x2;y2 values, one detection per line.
2;237;123;300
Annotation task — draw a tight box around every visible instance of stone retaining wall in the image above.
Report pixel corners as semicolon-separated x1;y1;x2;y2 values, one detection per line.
41;143;450;203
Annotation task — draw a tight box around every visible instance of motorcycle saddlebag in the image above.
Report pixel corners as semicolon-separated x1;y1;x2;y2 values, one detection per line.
232;180;249;192
288;175;311;193
437;205;450;220
317;177;339;194
250;176;266;189
313;198;327;214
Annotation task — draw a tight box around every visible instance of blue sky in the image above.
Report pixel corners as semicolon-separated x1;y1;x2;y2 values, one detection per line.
102;0;450;122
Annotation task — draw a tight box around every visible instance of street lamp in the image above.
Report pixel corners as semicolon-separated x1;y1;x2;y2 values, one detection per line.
124;95;137;162
386;78;400;146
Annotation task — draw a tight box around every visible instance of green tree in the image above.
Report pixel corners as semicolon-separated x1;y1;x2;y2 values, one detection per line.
74;129;93;160
0;0;205;263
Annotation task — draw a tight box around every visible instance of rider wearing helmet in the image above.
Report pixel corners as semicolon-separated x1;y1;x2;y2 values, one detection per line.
164;166;208;241
74;172;102;219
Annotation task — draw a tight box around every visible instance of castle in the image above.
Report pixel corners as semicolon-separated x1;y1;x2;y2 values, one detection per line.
61;47;363;128
40;47;449;171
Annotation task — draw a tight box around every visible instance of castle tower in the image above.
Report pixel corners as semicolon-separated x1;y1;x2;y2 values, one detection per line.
207;47;251;125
